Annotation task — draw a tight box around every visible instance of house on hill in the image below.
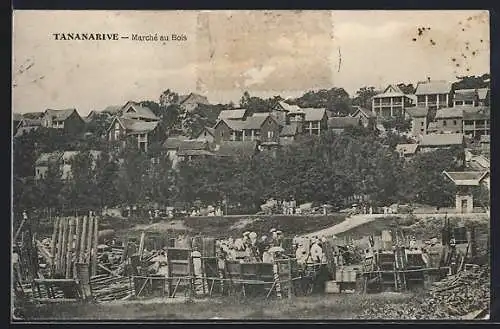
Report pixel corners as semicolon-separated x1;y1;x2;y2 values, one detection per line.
217;109;249;121
328;117;360;134
406;107;429;138
107;116;164;152
35;150;102;181
414;79;452;110
118;101;159;122
433;107;464;134
286;107;328;136
395;143;418;159
178;93;210;113
453;89;479;107
41;108;85;134
418;133;464;153
443;171;489;213
194;126;216;143
371;84;415;118
213;114;280;144
462;106;490;139
350;107;376;129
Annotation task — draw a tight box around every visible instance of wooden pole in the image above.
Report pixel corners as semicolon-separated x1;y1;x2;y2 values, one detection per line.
139;231;146;261
86;216;94;263
56;218;64;273
79;216;88;263
91;216;99;277
50;217;60;277
60;218;69;277
66;218;75;278
73;216;81;275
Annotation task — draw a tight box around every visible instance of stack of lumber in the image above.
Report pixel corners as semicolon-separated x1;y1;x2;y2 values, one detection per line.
89;275;134;301
356;265;490;319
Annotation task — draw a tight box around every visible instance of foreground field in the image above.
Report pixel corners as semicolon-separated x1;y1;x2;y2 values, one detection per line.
23;293;417;320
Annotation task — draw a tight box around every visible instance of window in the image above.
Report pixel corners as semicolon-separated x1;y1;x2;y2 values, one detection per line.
267;131;274;139
421;122;424;126
420;128;424;132
453;120;457;125
443;120;447;126
465;100;473;105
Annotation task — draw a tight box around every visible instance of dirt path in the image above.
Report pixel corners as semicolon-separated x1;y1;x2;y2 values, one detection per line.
303;212;490;238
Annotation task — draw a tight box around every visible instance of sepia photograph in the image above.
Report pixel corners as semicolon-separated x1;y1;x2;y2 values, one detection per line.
11;10;490;321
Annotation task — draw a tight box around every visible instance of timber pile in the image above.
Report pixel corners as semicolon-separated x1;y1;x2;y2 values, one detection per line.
89;274;134;301
357;266;490;319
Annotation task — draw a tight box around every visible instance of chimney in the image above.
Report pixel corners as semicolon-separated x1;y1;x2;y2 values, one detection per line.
427;77;431;83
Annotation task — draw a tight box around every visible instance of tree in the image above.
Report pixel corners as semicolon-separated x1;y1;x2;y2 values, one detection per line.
292;88;351;115
38;159;65;215
66;150;98;213
159;89;180;108
397;83;416;95
140;100;162;118
381;116;412;133
94;151;120;210
352;86;378;109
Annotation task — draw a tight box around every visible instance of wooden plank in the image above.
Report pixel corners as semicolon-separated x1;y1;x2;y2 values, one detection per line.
56;218;64;273
50;217;60;276
79;216;88;263
34;278;77;283
32;298;80;304
86;217;94;263
73;217;81;274
66;218;75;279
92;216;99;277
60;218;69;276
138;232;146;261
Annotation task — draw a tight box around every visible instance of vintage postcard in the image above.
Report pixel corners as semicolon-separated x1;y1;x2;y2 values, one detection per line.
12;10;490;321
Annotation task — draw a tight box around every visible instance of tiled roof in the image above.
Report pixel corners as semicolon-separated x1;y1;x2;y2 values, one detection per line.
163;136;190;149
218;109;248;120
328;117;360;129
280;123;300;137
351;106;376;118
121;103;159;121
373;85;405;98
302;108;326;122
395;143;418;155
415;80;452;95
216;141;258;158
243;115;270;130
405;107;428;118
443;171;489;186
435;108;464;119
119;118;159;134
23;112;44;119
454;89;477;101
178;140;209;151
102;105;122;114
278;101;302;112
222;119;247;131
179;93;210;106
463;107;490;120
14;125;40;137
44;109;79;121
20;118;42;127
419;133;464;146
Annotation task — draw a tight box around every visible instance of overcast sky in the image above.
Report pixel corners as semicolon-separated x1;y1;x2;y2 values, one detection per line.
13;10;489;115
